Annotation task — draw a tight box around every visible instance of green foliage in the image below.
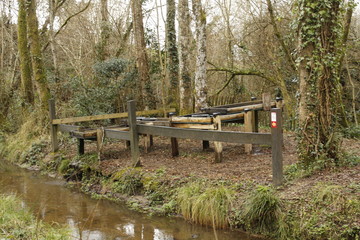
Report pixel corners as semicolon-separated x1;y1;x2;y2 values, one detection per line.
58;159;71;174
21;141;47;165
111;167;143;195
291;183;360;240
242;185;285;236
67;58;137;116
342;125;360;139
0;194;70;239
177;183;234;228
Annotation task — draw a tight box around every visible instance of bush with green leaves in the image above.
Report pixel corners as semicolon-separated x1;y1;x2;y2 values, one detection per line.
111;167;144;195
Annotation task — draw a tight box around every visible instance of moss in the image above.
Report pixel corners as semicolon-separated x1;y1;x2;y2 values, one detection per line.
111;167;143;195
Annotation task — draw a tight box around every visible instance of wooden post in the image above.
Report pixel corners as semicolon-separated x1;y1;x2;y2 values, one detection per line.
97;128;104;161
144;122;154;153
262;92;272;111
251;97;259;133
78;139;85;155
244;110;255;154
128;100;141;167
213;116;223;162
202;140;210;150
48;99;59;152
169;113;179;157
271;108;283;186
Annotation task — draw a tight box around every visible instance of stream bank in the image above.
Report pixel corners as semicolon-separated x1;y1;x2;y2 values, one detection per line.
0;128;359;239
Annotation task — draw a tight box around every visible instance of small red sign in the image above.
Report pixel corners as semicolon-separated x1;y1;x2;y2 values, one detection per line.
271;121;277;128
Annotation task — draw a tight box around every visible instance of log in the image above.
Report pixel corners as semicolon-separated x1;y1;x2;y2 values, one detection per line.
171;116;212;124
244;111;255;154
171;123;217;130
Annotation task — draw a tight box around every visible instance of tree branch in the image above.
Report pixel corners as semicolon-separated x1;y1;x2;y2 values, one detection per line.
266;0;296;71
42;0;91;52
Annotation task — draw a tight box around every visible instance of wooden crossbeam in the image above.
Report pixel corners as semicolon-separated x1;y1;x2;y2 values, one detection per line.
52;108;175;125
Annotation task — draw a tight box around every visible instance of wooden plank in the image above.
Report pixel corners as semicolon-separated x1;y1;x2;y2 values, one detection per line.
171;116;212;124
262;93;272;111
171;123;217;130
128;101;141;167
48;99;59;152
52;108;176;125
104;129;131;140
271;108;283;186
244;111;255;154
70;130;98;139
137;125;272;144
58;124;82;133
214;116;223;163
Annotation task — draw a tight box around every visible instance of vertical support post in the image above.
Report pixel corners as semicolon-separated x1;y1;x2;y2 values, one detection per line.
271;108;283;186
48;99;59;152
128;100;141;167
169;113;179;157
213;116;223;162
78;139;85;155
144;122;154;153
251;97;259;132
202;140;210;150
244;110;255;154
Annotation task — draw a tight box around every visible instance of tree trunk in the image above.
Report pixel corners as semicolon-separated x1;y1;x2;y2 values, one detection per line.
131;0;155;109
178;0;192;114
26;0;51;112
166;0;179;109
297;0;344;165
192;0;208;112
96;0;110;61
18;0;34;106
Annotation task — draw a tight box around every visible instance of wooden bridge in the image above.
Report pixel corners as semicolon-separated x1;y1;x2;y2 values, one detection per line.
49;95;284;186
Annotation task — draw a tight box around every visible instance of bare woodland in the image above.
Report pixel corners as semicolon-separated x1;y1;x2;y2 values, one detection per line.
0;0;359;166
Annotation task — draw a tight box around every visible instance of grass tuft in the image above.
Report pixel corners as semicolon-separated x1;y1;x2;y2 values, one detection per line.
0;194;70;239
177;183;234;228
242;185;284;235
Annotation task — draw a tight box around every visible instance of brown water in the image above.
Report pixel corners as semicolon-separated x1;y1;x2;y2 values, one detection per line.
0;161;256;240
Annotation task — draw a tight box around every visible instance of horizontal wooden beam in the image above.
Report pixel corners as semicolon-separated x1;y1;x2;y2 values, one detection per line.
58;124;82;132
218;112;245;121
52;108;175;125
104;129;131;140
171;123;217;130
137;124;272;144
212;100;263;108
171;116;213;124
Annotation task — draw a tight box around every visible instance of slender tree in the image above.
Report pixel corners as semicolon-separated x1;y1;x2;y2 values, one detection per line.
178;0;192;114
192;0;208;111
18;0;34;106
166;0;179;108
96;0;110;61
131;0;155;109
26;0;51;112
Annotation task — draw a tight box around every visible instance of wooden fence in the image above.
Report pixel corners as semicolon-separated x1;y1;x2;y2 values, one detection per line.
49;100;284;186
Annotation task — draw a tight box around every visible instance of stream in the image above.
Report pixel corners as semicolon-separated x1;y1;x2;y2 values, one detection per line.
0;161;256;240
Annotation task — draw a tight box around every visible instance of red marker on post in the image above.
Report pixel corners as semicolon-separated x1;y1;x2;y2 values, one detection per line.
271;112;277;128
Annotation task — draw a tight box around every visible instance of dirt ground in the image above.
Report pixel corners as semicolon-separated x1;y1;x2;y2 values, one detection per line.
62;126;360;187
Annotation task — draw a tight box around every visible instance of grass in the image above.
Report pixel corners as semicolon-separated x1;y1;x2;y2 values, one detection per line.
177;183;234;229
241;185;286;237
0;194;70;239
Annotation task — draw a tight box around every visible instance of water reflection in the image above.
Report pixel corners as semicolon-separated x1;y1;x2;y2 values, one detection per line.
0;161;255;240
